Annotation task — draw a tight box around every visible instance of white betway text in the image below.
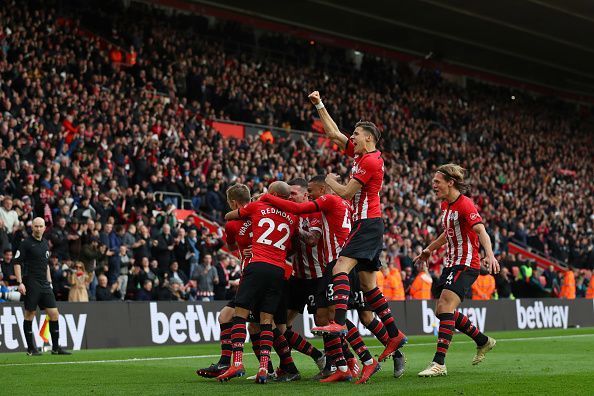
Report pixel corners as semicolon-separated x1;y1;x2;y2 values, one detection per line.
0;306;86;350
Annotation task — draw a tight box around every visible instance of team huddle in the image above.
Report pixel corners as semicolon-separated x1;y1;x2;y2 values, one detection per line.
196;91;499;384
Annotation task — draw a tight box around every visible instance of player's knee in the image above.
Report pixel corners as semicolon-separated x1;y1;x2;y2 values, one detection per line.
358;310;374;325
334;257;355;274
358;276;376;292
219;307;233;324
24;311;36;321
48;311;59;321
436;298;456;315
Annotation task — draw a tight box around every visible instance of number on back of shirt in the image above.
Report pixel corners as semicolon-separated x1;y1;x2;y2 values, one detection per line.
256;218;291;250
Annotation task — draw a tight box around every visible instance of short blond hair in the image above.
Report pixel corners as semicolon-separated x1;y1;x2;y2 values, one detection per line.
226;184;251;204
436;163;469;193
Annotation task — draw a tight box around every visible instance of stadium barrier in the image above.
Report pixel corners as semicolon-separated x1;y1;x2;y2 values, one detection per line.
1;299;593;352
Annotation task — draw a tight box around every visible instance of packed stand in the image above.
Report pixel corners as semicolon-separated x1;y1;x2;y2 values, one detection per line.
0;0;592;302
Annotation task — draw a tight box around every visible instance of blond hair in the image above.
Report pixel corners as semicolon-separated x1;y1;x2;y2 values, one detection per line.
226;184;251;204
436;163;469;193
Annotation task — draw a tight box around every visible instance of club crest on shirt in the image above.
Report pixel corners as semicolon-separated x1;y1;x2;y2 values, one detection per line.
446;227;455;238
470;213;479;221
351;164;365;176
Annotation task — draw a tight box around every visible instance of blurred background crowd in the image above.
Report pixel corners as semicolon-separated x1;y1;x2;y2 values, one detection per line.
0;0;592;303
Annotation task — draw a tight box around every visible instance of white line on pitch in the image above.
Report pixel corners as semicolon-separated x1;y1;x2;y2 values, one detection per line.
2;333;592;367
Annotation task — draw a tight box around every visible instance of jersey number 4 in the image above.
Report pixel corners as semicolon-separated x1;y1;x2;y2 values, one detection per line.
256;218;291;250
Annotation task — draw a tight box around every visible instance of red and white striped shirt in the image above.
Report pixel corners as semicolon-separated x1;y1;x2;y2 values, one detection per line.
293;213;325;279
440;194;483;269
345;140;383;222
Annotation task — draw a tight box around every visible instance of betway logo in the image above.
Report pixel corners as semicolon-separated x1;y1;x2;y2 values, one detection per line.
516;300;568;330
0;306;86;350
422;300;486;333
302;309;371;338
150;302;220;344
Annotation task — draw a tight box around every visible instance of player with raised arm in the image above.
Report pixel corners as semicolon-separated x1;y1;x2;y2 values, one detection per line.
415;164;499;377
263;176;392;383
305;91;407;363
217;181;299;384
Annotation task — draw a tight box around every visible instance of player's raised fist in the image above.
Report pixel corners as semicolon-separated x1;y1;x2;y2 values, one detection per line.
308;91;321;105
325;173;340;184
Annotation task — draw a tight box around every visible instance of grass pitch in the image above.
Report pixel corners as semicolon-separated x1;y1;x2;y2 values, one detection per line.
2;327;594;395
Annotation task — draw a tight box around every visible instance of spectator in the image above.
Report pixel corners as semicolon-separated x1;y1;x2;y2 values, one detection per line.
402;266;414;296
49;256;69;301
472;266;497;300
135;257;158;289
0;219;11;254
226;258;241;300
68;262;93;302
152;224;175;273
96;274;118;301
0;249;16;286
0;197;19;234
50;217;70;260
118;245;133;300
543;265;561;296
133;226;152;263
158;278;187;301
167;261;189;286
213;254;229;300
495;267;513;299
191;254;218;301
136;279;155;301
173;227;191;277
559;268;577;299
186;228;201;276
72;197;97;223
409;267;433;300
376;263;405;301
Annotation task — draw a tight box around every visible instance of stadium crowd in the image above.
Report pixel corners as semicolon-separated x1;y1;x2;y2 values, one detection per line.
0;0;592;303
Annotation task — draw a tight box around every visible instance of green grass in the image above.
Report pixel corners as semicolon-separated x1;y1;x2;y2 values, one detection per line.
2;327;594;395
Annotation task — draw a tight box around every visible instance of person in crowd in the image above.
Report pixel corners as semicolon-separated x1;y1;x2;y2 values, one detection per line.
96;274;118;301
68;262;93;302
191;254;219;301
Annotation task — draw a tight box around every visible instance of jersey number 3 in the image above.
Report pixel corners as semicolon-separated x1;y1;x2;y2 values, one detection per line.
256;218;291;250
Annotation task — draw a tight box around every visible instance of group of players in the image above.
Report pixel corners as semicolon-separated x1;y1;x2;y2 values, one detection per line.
196;91;500;384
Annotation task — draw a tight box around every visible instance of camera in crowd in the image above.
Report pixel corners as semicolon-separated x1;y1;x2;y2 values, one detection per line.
0;285;21;302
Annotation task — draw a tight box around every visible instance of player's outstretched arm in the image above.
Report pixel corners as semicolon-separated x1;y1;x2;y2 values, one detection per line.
325;173;361;201
261;194;317;214
473;223;500;274
225;210;240;220
308;91;348;150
